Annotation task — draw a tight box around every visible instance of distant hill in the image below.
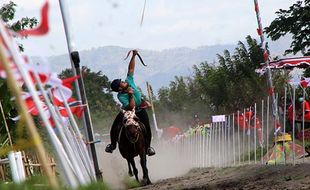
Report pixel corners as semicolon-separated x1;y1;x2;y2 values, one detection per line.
31;37;291;94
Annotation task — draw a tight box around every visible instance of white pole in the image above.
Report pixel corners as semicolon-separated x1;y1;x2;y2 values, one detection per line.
212;123;215;166
261;99;264;164
254;103;257;164
243;109;246;163
58;0;101;179
8;152;20;183
219;122;222;167
237;111;241;165
233;114;236;166
224;119;230;167
283;87;287;164
214;123;218;167
32;71;89;183
275;93;279;165
267;96;270;160
15;152;26;181
302;89;306;163
202;127;205;168
57;89;96;179
190;131;193;167
209;123;212;166
227;115;230;166
292;87;296;165
248;107;251;165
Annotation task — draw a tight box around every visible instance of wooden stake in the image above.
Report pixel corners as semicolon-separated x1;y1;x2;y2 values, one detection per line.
0;101;13;147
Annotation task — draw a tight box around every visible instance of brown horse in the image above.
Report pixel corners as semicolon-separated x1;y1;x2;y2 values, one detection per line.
118;109;151;185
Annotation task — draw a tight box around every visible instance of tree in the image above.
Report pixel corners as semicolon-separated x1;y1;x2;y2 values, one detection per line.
154;35;289;129
265;0;310;56
0;1;38;51
193;36;269;113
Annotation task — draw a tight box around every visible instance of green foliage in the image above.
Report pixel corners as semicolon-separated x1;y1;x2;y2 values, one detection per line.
155;36;289;129
0;1;38;31
0;175;111;190
0;79;18;146
265;0;310;56
0;1;38;51
123;177;140;189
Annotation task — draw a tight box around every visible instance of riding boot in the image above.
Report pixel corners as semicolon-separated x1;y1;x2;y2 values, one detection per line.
136;109;156;156
105;144;115;153
106;111;123;153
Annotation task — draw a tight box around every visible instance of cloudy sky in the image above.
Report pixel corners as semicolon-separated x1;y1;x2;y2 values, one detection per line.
9;0;296;56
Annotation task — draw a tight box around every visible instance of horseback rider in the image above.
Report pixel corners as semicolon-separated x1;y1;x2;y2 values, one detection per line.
105;49;156;156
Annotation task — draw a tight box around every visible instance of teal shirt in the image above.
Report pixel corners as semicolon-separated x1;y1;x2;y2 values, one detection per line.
117;73;142;111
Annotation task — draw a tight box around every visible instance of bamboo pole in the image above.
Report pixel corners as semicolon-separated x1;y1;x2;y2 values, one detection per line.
0;101;13;147
146;82;162;137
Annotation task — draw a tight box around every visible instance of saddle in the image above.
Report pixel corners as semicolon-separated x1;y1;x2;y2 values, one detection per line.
139;99;152;109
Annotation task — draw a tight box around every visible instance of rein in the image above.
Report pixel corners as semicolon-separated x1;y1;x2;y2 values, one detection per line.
130;133;139;144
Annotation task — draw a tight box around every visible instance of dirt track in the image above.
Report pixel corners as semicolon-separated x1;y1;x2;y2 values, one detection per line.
133;160;310;190
97;141;310;190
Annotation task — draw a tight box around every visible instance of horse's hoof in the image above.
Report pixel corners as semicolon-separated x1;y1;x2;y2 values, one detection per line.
141;178;151;186
128;171;133;177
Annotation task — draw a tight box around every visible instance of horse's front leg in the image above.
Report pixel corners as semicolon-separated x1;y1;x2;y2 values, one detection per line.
127;159;133;177
129;157;139;182
139;154;151;185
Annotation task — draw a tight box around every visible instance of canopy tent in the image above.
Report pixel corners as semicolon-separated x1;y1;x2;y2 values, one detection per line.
162;126;182;139
256;56;310;74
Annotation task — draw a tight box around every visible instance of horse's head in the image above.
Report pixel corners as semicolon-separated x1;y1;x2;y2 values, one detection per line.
121;109;141;143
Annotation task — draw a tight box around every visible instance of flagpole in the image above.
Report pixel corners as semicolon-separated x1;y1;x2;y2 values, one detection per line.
32;71;89;184
58;0;102;179
57;89;96;179
0;37;59;189
253;0;281;135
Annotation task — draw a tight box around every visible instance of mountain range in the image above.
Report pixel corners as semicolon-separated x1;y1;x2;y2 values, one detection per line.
32;37;292;94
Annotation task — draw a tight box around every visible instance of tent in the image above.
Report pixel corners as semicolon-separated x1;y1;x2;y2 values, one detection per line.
263;134;308;165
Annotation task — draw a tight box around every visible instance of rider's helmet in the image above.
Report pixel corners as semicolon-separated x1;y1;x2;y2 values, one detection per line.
111;79;121;92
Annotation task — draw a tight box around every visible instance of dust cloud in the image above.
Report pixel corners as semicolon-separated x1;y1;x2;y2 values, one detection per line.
96;139;193;189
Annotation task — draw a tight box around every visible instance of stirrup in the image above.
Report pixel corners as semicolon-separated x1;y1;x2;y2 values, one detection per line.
147;147;156;156
105;144;115;153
